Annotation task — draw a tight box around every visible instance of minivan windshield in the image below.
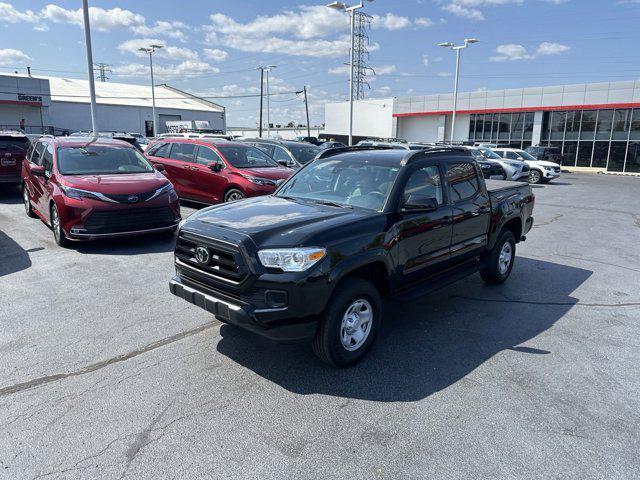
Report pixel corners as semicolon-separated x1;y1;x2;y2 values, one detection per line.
57;145;155;175
217;145;279;168
286;144;321;164
277;158;400;211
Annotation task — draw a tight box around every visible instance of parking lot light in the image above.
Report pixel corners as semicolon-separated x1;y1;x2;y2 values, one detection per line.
138;45;163;137
438;38;479;144
325;0;373;146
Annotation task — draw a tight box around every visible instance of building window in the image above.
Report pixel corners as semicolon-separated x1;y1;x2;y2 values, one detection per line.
608;142;627;172
541;112;551;142
627;142;640;173
612;109;631;141
550;111;567;141
580;110;597;141
469;114;476;140
498;114;510;141
576;141;594;167
512;113;524;142
565;111;580;141
630;109;640;141
592;141;609;168
562;141;578;167
523;112;535;140
595;110;613;141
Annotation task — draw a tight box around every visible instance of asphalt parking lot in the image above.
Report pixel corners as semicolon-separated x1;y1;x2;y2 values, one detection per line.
1;173;639;480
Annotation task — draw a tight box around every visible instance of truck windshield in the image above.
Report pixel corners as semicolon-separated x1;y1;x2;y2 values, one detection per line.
57;146;155;175
217;145;279;168
277;159;400;211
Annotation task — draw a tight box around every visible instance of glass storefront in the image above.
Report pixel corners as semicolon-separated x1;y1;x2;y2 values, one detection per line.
469;107;640;172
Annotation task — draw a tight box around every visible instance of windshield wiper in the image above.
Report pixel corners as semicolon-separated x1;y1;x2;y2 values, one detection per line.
310;199;353;209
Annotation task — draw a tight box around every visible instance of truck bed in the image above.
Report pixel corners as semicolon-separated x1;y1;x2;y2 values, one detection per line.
485;179;529;193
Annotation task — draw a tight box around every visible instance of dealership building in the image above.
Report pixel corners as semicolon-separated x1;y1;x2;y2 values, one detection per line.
325;79;640;173
0;72;226;136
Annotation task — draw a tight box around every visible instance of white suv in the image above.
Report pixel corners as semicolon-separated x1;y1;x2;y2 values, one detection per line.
476;147;530;182
492;148;561;184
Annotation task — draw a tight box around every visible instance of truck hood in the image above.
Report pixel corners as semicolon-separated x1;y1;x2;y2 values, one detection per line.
186;195;376;247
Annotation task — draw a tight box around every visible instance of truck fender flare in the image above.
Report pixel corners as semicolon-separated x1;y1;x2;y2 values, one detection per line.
328;250;392;286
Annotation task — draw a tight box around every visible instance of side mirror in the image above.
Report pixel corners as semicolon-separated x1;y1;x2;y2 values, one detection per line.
208;161;223;173
31;165;46;177
402;194;439;213
277;159;289;167
154;164;165;172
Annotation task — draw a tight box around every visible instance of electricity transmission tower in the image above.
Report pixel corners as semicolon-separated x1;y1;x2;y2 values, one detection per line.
352;11;373;100
94;63;112;82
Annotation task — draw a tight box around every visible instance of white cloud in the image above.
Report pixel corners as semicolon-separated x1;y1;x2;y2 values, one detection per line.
203;48;229;62
0;2;39;23
422;55;430;67
490;42;570;61
371;13;411;30
133;21;187;41
414;17;434;28
374;65;397;75
113;60;219;80
0;48;31;65
441;0;566;21
328;65;350;75
41;4;145;31
117;39;199;61
438;71;453;77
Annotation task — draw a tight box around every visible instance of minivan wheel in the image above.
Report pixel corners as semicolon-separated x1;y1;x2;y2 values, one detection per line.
23;185;36;218
529;169;542;184
480;230;516;285
50;204;69;247
312;278;381;367
224;189;245;202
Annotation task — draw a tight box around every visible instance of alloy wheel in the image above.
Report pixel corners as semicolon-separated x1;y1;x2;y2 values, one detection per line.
498;242;512;274
529;170;541;183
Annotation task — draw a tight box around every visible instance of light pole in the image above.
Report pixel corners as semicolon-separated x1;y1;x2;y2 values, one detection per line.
138;44;163;137
82;0;98;135
264;65;276;138
327;1;373;146
438;38;479;143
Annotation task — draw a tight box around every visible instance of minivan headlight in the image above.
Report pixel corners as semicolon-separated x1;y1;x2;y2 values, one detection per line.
59;185;113;202
258;247;326;272
242;174;276;186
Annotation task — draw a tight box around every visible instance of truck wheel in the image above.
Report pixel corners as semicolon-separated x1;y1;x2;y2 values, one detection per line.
50;204;69;248
224;189;245;202
529;169;542;184
312;278;381;367
480;230;516;285
23;184;36;218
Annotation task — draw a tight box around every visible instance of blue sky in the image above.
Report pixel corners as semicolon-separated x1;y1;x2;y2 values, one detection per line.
1;0;639;127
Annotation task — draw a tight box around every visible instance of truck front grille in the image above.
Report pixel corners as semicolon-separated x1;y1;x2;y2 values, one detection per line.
175;233;248;285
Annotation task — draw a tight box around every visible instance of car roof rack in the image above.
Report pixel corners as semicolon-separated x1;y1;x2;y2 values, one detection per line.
316;145;395;160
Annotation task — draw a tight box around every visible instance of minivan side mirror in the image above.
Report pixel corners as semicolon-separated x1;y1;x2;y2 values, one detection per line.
208;161;223;173
154;164;165;172
402;194;439;213
31;165;46;177
277;159;289;167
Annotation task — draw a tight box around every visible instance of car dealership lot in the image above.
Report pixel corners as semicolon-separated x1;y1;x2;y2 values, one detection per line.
1;174;639;479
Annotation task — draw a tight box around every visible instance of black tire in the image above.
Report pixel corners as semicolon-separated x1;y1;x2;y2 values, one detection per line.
224;189;245;202
312;278;381;367
50;204;69;248
529;169;543;184
480;230;516;285
23;184;36;218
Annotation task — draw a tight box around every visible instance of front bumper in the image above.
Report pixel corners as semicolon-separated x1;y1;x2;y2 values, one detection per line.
543;170;561;179
170;276;317;342
68;221;179;240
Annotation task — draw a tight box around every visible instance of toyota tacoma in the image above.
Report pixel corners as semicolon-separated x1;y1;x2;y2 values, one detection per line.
170;146;535;366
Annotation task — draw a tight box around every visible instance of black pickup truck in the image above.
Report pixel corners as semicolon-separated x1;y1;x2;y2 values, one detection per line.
170;147;535;366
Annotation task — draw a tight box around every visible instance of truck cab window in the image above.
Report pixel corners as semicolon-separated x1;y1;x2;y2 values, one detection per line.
403;166;443;205
446;162;479;202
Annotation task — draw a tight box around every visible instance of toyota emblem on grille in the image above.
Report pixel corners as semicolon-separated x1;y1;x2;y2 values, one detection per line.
194;246;210;265
127;195;139;203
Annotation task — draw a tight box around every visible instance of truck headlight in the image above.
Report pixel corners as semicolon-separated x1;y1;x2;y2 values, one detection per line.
258;247;326;272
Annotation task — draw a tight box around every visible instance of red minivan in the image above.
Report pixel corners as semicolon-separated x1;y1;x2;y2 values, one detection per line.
22;136;181;247
144;138;293;204
0;131;30;185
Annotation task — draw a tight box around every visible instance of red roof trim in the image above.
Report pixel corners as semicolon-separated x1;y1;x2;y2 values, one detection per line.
392;102;640;118
0;99;42;107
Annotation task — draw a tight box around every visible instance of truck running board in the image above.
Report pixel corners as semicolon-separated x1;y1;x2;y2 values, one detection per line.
393;259;483;302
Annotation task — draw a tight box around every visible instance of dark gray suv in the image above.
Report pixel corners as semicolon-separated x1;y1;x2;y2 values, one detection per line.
241;139;321;168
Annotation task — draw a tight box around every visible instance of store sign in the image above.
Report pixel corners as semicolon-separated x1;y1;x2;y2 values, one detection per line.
17;94;43;103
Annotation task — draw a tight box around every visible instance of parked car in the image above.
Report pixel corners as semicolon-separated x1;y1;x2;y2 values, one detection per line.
169;146;535;366
21;136;181;247
477;147;530;181
525;146;563;163
0;131;30;186
241;138;322;169
493;148;561;184
145;138;293;204
460;146;506;179
295;136;321;145
319;141;347;150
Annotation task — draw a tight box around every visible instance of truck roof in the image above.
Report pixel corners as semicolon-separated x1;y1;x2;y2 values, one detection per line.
316;145;472;166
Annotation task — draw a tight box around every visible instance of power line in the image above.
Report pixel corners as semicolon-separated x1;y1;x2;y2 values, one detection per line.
93;63;111;82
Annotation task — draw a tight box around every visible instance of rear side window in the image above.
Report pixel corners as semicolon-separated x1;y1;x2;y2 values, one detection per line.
446;162;479;202
505;151;519;160
148;143;171;158
196;146;223;166
170;142;195;162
